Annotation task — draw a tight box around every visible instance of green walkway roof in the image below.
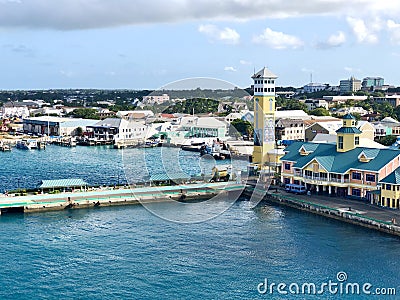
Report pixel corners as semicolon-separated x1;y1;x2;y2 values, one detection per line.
150;173;190;182
39;179;88;189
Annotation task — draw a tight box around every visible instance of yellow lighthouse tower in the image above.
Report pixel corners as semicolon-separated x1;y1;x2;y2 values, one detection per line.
252;67;278;166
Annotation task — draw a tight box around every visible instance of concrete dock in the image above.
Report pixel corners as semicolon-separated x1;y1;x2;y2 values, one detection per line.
0;182;245;214
244;186;400;237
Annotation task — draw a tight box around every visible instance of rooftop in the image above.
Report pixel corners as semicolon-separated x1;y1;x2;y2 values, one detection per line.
282;141;400;174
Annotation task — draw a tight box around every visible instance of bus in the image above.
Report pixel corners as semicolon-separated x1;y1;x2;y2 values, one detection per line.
285;184;306;194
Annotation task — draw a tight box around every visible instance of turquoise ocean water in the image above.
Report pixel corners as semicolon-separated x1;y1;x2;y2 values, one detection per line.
0;146;399;299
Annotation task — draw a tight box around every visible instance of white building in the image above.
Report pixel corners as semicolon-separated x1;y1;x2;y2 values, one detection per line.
303;99;329;111
2;102;31;118
303;83;327;93
177;116;227;138
87;118;148;143
23;116;98;136
117;110;154;119
225;112;244;124
335;106;368;116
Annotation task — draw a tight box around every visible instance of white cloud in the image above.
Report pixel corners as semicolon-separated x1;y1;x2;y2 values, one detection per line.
224;66;237;72
0;0;399;30
387;20;400;44
346;17;378;44
198;24;240;44
326;31;346;47
315;31;346;49
344;66;361;73
253;28;304;49
239;60;252;65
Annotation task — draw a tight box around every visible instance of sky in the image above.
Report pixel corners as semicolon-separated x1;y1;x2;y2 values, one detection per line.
0;0;400;90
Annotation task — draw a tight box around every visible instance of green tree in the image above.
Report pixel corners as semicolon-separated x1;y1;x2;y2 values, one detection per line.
309;107;330;116
76;127;83;136
68;108;100;119
229;119;254;138
375;135;397;146
276;98;308;112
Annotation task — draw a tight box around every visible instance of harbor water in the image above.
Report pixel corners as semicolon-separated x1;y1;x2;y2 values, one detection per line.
0;201;399;299
0;145;247;193
0;146;399;299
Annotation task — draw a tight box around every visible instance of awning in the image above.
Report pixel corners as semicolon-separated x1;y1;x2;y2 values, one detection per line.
150;172;190;182
39;178;88;189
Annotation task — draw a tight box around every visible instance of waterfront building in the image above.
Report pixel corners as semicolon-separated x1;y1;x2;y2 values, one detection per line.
281;114;400;204
380;168;400;208
23;116;98;136
339;76;362;94
178;116;227;138
251;67;277;165
86;118;147;143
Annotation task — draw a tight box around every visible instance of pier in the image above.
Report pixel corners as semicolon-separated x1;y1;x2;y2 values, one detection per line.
0;182;245;214
243;185;400;237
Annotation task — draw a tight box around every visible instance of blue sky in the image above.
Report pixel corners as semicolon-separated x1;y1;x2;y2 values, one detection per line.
0;0;400;90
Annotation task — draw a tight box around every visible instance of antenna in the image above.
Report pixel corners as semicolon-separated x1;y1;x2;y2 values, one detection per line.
310;73;313;83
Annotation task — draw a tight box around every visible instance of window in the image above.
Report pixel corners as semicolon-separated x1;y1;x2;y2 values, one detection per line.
386;184;392;190
284;163;291;170
352;172;361;180
365;174;375;182
355;136;359;145
284;178;290;184
338;136;343;149
352;189;361;197
305;170;312;177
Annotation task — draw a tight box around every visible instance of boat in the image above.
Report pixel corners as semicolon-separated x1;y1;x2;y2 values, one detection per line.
143;140;159;148
181;141;205;152
200;142;231;160
16;139;38;150
0;142;11;152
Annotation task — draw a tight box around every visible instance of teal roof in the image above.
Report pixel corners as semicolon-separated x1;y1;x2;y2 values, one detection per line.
380;168;400;184
150;172;190;182
315;156;335;171
282;141;400;174
343;114;355;120
336;127;362;134
360;149;379;159
301;143;319;152
39;178;88;189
